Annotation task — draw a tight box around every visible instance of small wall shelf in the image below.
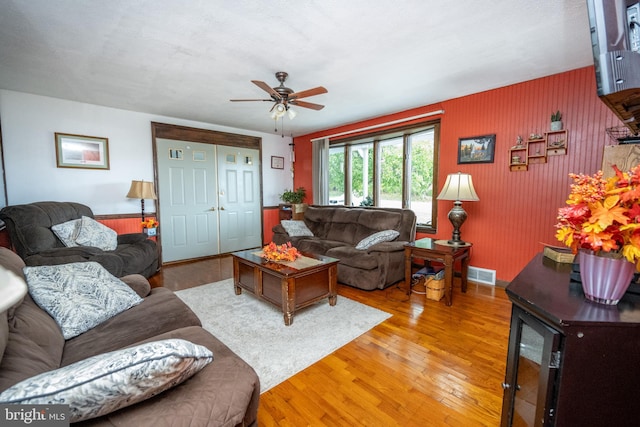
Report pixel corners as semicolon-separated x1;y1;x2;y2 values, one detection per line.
509;142;528;172
527;138;547;164
509;130;568;172
546;129;568;156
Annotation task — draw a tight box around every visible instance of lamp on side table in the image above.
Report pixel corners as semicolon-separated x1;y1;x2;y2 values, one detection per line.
126;180;157;223
437;172;479;247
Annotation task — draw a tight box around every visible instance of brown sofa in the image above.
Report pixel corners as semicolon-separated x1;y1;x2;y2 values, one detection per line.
272;205;416;290
0;201;159;278
0;247;260;426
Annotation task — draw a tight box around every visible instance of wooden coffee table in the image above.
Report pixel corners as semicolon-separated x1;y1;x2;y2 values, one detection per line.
231;250;339;325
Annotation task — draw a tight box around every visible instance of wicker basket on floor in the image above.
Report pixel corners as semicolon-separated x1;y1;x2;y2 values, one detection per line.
425;272;445;301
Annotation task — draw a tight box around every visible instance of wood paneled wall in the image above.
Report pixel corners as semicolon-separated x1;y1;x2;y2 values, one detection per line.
293;66;623;282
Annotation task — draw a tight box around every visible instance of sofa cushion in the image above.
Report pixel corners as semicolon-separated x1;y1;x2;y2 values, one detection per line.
324;208;361;244
23;262;143;339
75;216;118;251
280;220;314;237
295;238;346;255
325;246;380;270
0;339;213;423
61;287;202;366
353;210;402;243
88;326;260;427
51;218;81;247
355;229;400;250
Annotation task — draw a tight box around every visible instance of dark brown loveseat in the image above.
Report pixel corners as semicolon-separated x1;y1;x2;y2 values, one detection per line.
0;247;260;426
272;205;416;290
0;201;158;278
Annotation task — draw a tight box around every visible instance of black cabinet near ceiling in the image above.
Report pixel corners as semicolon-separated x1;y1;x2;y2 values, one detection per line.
501;254;640;427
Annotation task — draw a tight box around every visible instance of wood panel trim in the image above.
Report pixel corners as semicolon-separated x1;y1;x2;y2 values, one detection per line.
151;122;260;149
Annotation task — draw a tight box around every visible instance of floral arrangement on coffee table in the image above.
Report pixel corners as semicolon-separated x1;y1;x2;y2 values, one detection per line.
555;164;640;267
261;241;301;262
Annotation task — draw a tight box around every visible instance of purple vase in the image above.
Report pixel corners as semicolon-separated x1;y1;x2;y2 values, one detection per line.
578;250;636;305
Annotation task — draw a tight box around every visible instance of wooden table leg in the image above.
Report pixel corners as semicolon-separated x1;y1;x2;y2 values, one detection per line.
328;264;338;305
461;252;470;293
233;257;242;295
282;278;295;326
444;254;454;306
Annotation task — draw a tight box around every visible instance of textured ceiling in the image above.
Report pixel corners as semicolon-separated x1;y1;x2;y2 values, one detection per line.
0;0;594;136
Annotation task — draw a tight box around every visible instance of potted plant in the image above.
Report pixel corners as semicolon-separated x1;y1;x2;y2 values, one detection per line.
280;187;307;219
550;110;563;131
555;165;640;304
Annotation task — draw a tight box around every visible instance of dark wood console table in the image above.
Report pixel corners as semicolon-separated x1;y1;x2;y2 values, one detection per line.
501;253;640;426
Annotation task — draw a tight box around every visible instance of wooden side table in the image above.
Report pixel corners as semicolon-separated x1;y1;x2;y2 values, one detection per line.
404;238;472;306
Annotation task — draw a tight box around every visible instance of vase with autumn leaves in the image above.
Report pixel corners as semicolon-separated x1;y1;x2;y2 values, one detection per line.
556;165;640;305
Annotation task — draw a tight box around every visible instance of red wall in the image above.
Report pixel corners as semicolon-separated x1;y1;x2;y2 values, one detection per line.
293;67;622;282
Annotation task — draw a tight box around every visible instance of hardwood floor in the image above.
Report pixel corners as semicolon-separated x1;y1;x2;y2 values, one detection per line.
150;257;513;426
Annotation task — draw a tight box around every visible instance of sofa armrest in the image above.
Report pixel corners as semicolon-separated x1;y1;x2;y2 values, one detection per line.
120;274;151;297
117;233;148;244
367;240;408;253
24;249;124;278
271;224;290;245
33;246;104;257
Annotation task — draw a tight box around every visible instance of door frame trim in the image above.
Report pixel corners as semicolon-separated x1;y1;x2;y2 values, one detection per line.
151;122;263;265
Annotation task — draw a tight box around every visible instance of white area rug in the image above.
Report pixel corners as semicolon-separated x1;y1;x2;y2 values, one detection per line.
176;279;391;393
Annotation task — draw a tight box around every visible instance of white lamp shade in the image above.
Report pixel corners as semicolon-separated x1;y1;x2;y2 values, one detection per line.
126;180;157;200
437;172;479;201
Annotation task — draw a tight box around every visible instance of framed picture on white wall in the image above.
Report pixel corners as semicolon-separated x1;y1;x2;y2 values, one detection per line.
271;156;284;169
55;133;110;170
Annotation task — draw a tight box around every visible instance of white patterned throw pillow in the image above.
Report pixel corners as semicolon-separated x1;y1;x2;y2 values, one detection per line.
23;262;143;339
0;339;214;422
74;216;118;251
281;220;314;237
51;218;81;247
355;229;400;250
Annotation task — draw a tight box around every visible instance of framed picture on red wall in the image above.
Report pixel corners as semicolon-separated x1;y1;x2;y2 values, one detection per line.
457;134;495;164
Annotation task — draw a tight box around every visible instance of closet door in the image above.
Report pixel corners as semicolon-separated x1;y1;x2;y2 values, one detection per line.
217;145;262;253
156;139;220;262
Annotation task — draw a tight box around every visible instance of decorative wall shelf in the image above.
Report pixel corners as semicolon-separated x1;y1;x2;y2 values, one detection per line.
509;130;568;172
546;129;568;156
508;143;528;172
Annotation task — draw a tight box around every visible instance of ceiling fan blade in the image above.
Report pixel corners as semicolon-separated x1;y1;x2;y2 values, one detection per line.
230;99;273;102
290;100;325;110
288;86;328;100
251;80;282;99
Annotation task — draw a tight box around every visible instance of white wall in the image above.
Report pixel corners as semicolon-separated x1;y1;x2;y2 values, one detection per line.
0;90;293;215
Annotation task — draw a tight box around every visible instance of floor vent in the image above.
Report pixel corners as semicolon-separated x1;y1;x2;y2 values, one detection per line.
468;266;496;286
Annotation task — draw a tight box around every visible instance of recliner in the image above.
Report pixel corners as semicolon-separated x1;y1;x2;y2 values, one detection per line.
0;201;159;278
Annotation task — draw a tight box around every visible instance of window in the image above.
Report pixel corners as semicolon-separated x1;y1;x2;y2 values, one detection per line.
327;122;439;233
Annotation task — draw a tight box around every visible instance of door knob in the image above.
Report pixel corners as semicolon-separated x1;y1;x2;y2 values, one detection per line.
220;206;225;210
209;207;216;211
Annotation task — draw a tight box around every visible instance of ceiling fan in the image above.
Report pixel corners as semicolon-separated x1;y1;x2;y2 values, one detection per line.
230;71;327;120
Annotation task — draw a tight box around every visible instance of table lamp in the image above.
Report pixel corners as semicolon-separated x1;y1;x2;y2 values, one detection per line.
126;180;157;222
437;172;479;246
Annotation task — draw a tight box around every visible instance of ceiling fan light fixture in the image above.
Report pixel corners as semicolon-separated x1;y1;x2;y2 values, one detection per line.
287;107;297;120
271;102;287;119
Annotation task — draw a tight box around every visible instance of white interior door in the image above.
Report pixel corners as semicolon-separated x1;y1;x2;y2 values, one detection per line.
217;145;262;253
156;139;219;262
